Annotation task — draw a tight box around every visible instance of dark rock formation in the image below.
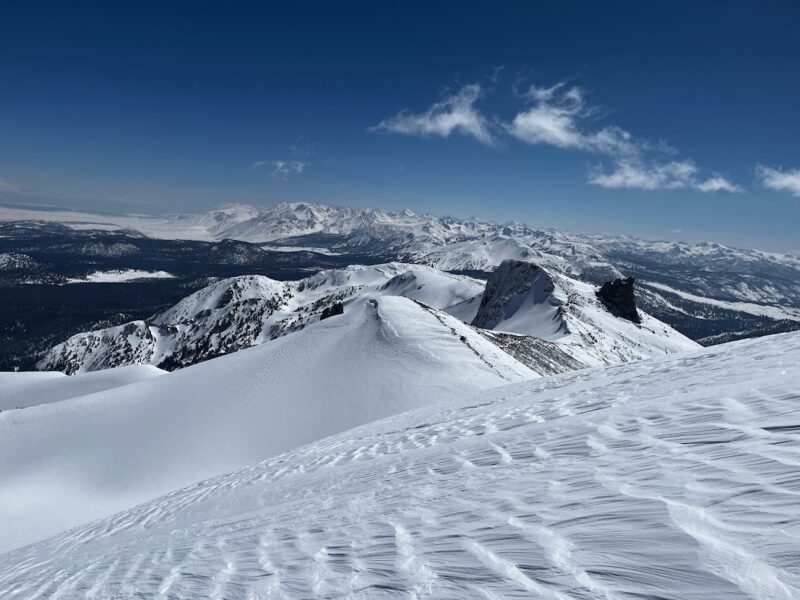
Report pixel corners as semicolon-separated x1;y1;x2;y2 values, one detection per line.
320;302;344;320
471;260;567;337
596;277;641;324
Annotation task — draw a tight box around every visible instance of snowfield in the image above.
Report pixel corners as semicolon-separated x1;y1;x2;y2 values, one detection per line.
65;269;176;283
1;332;798;598
0;296;533;552
0;365;165;411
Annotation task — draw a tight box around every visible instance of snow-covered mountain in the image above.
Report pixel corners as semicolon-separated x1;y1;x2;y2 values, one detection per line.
3;201;799;343
38;261;698;376
38;263;485;373
0;295;533;552
2;331;797;598
471;260;698;368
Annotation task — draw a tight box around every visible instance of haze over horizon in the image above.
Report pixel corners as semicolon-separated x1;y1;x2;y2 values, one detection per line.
1;1;799;251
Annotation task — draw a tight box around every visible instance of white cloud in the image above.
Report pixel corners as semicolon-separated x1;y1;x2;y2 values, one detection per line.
271;160;306;179
756;165;800;197
370;84;495;145
373;77;741;193
507;82;638;157
251;160;269;170
590;160;741;193
695;175;743;193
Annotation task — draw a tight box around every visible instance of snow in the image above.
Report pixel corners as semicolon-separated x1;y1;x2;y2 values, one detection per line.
471;260;700;368
0;365;165;411
1;331;798;598
643;280;800;322
261;244;342;255
65;269;176;283
39;263;486;373
0;296;533;552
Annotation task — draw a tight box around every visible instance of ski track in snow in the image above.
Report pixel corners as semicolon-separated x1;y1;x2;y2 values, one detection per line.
1;333;799;599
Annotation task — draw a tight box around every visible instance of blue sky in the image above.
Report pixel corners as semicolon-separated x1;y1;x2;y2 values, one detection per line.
1;1;798;251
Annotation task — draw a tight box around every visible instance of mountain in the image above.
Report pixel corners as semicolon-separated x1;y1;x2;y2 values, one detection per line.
38;261;697;376
0;295;534;552
37;263;485;373
3;201;799;343
471;259;698;368
2;331;797;598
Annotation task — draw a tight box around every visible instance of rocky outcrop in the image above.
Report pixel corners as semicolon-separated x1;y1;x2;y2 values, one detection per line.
596;277;641;323
320;302;344;320
471;260;568;339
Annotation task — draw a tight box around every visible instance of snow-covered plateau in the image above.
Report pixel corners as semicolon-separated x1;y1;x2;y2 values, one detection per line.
1;331;798;598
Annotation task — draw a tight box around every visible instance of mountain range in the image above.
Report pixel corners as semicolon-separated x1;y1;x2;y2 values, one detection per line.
3;201;799;346
37;261;698;375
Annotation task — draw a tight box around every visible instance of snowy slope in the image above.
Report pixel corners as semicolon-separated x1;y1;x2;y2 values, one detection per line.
471;260;699;369
0;365;165;411
0;296;533;552
38;263;484;373
2;332;797;598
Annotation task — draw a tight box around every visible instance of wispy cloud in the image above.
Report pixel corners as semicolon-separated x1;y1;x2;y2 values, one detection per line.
589;159;741;193
756;165;800;197
507;82;638;156
374;77;741;193
253;137;316;179
370;84;495;145
271;160;306;179
591;160;741;193
507;81;740;193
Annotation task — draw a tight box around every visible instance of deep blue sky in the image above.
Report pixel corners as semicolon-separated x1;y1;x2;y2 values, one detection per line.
1;1;798;251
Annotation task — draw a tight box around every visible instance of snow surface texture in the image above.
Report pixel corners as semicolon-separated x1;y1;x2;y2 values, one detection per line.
0;365;164;411
37;263;485;373
0;296;533;552
2;332;798;598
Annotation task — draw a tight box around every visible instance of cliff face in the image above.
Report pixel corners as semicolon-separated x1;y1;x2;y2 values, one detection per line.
471;260;569;340
596;277;641;324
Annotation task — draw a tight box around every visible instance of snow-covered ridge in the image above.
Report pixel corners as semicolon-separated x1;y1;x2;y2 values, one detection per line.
470;259;699;368
0;295;534;551
3;331;797;598
38;263;485;373
38;261;697;375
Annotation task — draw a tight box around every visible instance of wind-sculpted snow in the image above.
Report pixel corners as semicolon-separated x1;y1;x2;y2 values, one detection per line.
0;296;533;551
2;332;798;598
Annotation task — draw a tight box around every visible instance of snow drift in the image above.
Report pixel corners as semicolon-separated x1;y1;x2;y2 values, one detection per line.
1;332;797;598
0;296;533;551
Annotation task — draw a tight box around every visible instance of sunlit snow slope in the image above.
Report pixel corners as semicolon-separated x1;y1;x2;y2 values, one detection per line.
0;296;532;552
0;365;165;411
2;332;798;599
